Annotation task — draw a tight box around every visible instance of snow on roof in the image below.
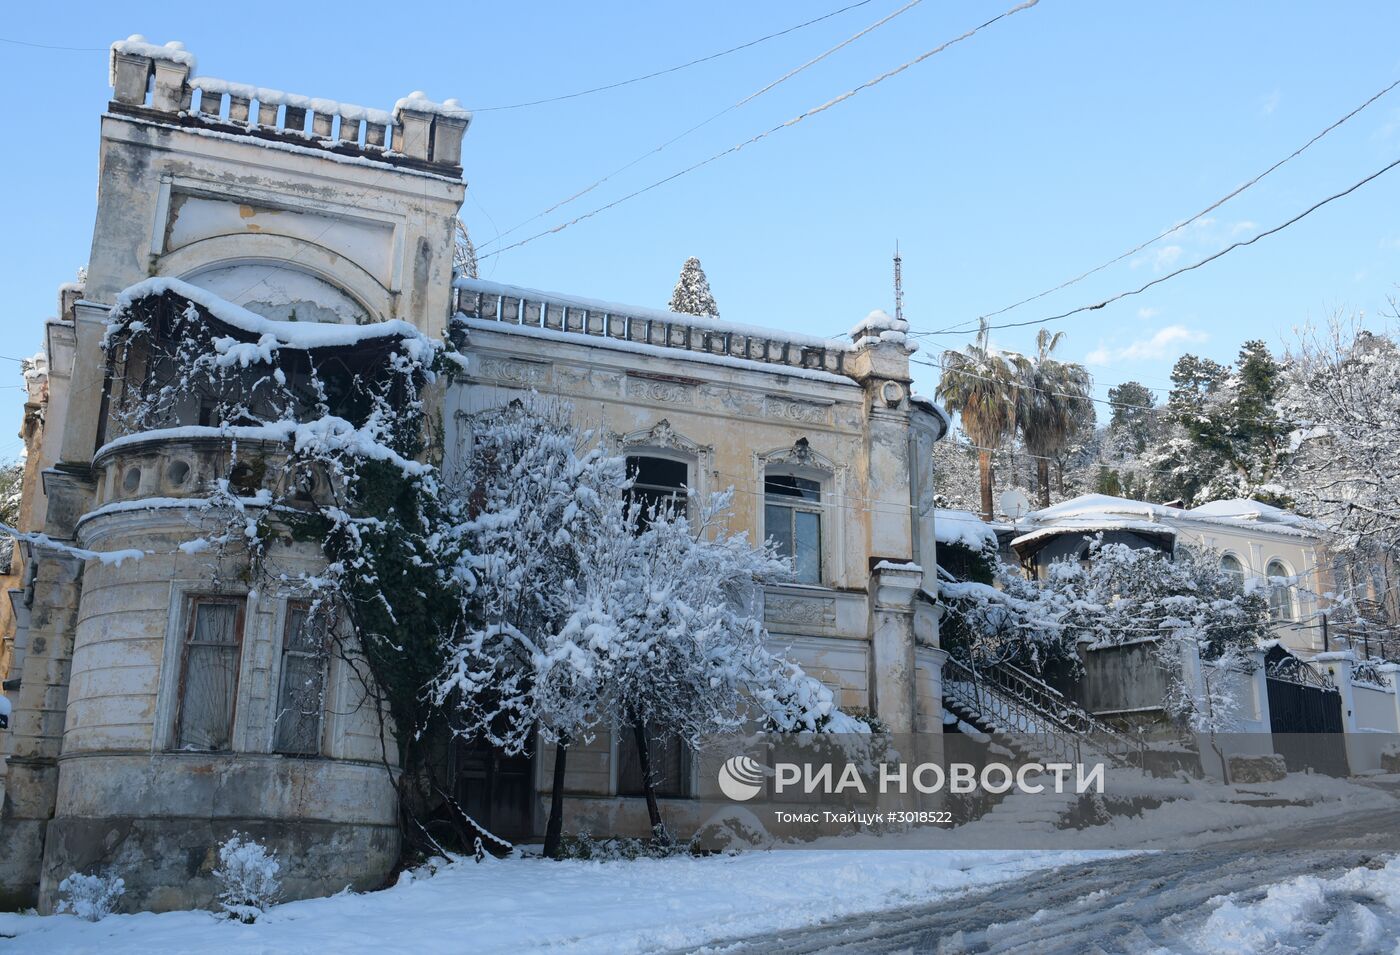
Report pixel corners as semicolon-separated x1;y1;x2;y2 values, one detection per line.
459;317;856;387
1184;499;1321;536
849;309;907;339
1023;493;1181;524
848;309;916;353
109;277;433;354
909;392;951;432
110;35;195;79
394;91;472;121
455;276;854;354
1010;520;1177;552
934;508;997;550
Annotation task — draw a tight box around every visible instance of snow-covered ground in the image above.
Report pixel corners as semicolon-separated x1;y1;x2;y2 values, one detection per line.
5;772;1396;953
0;848;1114;955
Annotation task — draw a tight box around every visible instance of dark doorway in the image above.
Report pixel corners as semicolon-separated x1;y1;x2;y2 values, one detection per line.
452;738;536;841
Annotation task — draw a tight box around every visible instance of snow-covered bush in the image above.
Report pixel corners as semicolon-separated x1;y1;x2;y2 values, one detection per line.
940;539;1269;731
55;871;125;921
213;834;281;923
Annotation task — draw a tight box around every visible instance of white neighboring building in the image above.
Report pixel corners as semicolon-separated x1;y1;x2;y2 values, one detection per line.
1011;494;1331;657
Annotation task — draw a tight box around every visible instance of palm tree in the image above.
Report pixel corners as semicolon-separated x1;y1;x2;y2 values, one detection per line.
938;320;1023;520
1019;329;1093;508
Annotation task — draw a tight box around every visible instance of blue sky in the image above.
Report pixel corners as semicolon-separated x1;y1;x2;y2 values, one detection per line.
3;1;1400;456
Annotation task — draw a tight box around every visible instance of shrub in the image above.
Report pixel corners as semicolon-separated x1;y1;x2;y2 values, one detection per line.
56;872;125;921
213;834;282;923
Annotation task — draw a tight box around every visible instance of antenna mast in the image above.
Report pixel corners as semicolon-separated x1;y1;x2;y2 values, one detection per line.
893;240;904;323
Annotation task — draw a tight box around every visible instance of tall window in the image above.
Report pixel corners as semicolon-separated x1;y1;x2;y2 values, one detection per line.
619;724;691;798
1221;554;1245;588
765;473;823;584
626;455;688;523
175;597;244;752
273;603;328;755
1267;559;1296;622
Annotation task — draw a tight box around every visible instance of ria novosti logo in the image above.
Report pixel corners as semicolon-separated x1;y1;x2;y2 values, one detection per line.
717;755;767;801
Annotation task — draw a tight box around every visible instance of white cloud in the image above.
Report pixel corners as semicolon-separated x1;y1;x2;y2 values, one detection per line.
1261;90;1280;116
1129;245;1183;272
1231;220;1258;236
1137;307;1161;320
1084;324;1208;366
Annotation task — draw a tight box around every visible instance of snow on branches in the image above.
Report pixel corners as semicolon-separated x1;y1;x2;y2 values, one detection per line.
668;256;720;318
940;539;1269;727
1282;318;1400;558
432;402;867;753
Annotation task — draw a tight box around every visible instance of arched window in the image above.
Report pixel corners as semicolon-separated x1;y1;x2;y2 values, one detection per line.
1266;559;1296;622
1221;554;1245;588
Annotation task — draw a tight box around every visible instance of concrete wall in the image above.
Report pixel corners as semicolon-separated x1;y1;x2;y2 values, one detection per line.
1074;640;1170;719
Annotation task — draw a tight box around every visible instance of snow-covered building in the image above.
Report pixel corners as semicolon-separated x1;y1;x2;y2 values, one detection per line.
1012;494;1332;656
0;39;951;911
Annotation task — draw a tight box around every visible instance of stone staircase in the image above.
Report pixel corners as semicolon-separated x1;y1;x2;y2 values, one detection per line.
943;656;1139;769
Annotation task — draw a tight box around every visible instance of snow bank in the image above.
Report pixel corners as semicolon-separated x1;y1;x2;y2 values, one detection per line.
0;848;1106;955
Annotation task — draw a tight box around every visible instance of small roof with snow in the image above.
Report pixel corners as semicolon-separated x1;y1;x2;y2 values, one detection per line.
1010;520;1176;553
1015;493;1322;552
933;508;997;551
1012;493;1178;557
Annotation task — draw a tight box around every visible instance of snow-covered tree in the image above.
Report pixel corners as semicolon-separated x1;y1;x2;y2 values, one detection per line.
453;218;479;279
668;256;720;318
436;403;867;852
1282;317;1400;557
941;540;1269;730
432;401;628;856
575;488;861;840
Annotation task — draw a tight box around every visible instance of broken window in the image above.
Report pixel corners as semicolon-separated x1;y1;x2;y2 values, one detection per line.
765;473;823;584
175;597;244;751
626;455;688;525
273;603;328;756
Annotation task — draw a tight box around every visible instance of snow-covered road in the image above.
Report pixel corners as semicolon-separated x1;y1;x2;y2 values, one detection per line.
705;809;1400;954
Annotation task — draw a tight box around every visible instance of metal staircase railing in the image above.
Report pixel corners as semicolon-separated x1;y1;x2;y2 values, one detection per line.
944;657;1139;767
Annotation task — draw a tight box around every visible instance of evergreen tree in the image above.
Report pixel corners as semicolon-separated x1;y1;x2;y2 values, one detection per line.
1106;381;1157;454
668;256;720;318
453;219;479;279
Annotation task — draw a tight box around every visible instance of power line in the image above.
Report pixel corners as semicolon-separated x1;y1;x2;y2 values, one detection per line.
463;0;879;112
477;0;926;251
922;151;1400;338
481;0;1040;261
0;36;105;53
919;78;1400;336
